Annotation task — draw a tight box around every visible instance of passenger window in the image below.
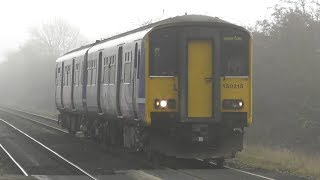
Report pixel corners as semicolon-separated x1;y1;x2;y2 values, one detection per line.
65;66;68;86
57;71;61;87
68;65;71;86
77;63;80;85
92;59;96;85
66;66;68;86
74;63;80;86
134;45;138;68
110;56;116;84
87;60;92;85
55;67;58;86
57;66;61;87
104;58;109;84
124;51;132;83
63;67;65;86
137;50;141;79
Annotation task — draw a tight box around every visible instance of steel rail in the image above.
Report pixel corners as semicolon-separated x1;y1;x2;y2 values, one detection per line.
0;106;57;122
0;144;29;176
164;167;208;180
0;109;67;134
0;118;98;180
196;158;276;180
0;106;277;180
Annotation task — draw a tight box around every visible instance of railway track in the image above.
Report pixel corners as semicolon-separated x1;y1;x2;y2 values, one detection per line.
0;117;97;179
0;106;153;179
0;106;302;180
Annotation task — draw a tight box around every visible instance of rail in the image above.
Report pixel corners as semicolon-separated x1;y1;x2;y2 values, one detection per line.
0;118;98;180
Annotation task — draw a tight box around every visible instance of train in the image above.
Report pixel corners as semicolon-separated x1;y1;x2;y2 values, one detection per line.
55;15;252;167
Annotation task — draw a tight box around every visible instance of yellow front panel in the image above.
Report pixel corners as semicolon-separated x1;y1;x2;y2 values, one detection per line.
145;35;178;125
148;77;178;108
188;40;212;117
221;78;250;113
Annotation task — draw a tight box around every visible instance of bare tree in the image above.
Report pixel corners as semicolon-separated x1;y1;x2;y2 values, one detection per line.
30;18;88;57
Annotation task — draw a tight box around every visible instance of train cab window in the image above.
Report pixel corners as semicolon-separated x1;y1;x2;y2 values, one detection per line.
221;32;249;76
149;28;178;76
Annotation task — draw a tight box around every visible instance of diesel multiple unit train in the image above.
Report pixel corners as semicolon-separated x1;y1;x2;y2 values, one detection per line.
55;15;252;166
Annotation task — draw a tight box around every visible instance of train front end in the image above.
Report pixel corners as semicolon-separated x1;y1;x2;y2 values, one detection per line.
144;16;252;160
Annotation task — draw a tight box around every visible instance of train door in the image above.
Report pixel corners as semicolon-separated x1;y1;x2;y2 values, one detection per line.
132;43;139;119
55;63;62;109
187;40;213;118
97;51;103;113
71;58;75;109
61;62;65;108
116;47;123;117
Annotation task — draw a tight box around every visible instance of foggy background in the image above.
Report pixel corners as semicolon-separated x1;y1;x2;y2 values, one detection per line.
0;0;319;155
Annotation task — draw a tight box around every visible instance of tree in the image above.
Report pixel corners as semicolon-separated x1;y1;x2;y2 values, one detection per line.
0;18;89;114
30;18;88;57
247;0;320;151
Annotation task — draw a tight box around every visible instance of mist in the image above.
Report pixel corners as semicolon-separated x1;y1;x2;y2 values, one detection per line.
0;0;319;177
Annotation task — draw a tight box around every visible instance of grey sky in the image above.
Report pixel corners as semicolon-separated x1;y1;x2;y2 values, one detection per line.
0;0;277;62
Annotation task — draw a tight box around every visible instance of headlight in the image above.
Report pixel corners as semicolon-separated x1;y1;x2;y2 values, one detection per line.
160;100;167;108
238;101;243;107
154;99;176;109
223;99;244;110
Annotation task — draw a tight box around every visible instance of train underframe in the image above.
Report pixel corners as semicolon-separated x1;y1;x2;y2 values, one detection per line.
58;111;245;167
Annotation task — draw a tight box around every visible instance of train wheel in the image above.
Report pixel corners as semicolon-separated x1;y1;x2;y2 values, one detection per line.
216;158;225;168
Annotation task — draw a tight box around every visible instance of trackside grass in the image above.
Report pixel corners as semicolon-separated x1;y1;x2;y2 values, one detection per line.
236;145;320;180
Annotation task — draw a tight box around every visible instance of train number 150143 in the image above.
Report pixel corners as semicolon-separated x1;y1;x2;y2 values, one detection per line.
222;84;244;89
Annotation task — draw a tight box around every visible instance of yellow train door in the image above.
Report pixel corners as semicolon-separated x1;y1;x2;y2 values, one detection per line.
188;40;213;118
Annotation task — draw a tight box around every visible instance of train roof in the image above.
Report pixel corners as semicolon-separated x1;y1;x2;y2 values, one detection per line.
88;28;151;55
60;15;248;60
56;46;90;63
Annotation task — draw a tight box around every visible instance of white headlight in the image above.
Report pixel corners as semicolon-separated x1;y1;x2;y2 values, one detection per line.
239;101;243;107
160;100;167;108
